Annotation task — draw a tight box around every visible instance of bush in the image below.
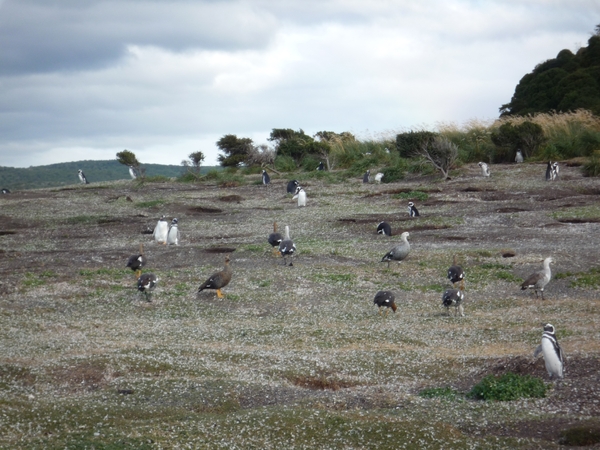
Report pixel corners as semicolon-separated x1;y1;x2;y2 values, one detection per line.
468;373;547;401
274;155;298;172
379;160;407;183
583;151;600;176
396;130;438;158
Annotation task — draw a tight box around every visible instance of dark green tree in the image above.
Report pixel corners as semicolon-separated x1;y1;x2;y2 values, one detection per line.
395;130;438;158
491;121;546;161
116;150;140;168
182;151;205;175
269;129;327;167
217;135;253;167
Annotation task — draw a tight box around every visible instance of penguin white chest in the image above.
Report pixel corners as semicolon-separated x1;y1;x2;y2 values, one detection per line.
154;223;169;243
167;226;179;245
293;191;306;207
541;337;563;378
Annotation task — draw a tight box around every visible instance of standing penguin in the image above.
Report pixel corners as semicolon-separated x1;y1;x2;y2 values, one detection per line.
286;180;299;194
478;162;490;177
262;170;271;186
167;218;179;245
377;221;392;236
316;161;324;171
534;323;565;379
515;150;524;163
292;186;306;207
551;162;559;180
408;202;420;217
78;169;89;184
153;215;169;244
545;161;553;181
363;170;370;183
128;166;139;179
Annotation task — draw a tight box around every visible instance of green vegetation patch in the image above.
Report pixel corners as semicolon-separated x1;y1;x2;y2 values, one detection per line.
419;386;463;401
559;426;600;446
392;190;429;201
570;267;600;289
468;373;547;401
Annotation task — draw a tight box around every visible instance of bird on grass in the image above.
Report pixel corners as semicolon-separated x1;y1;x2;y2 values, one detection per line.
268;222;283;256
515;150;524;163
286;180;299;194
478;162;490;177
534;323;565;379
447;255;465;290
374;173;384;183
377;221;392;236
381;231;410;269
278;225;296;266
293;186;306;207
153;215;169;244
373;291;397;315
363;170;370;183
545;161;554;181
520;257;553;300
198;254;232;299
442;288;464;316
408;201;420;217
1;188;10;194
167;218;179;245
262;170;271;185
316;161;325;171
552;162;559;180
137;273;158;301
128;165;139;179
78;169;89;184
127;243;146;279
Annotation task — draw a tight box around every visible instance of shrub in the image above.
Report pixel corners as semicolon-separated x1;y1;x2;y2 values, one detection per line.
379;160;407;183
468;373;547;401
274;155;298;172
396;130;438;158
583;151;600;176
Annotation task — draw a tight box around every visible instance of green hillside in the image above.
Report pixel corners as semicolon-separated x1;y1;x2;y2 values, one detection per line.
0;160;218;190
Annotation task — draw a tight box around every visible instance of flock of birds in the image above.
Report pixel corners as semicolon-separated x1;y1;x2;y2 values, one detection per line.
118;161;565;380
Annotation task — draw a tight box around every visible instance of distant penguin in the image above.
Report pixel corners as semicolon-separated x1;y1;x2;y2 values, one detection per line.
78;169;89;184
534;323;565;379
515;150;524;163
153;215;169;244
551;162;559;180
1;188;10;194
167;218;179;245
374;173;384;183
478;162;490;177
128;166;138;179
292;186;306;207
545;161;553;181
286;180;299;194
377;221;392;236
408;202;420;217
316;161;324;171
262;170;271;185
363;170;370;183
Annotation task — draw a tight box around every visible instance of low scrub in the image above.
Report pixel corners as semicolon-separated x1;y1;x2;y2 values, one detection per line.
468;373;547;401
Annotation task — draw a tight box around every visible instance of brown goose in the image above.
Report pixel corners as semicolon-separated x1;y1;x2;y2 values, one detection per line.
198;255;232;299
447;255;465;290
127;243;146;279
373;291;397;315
268;222;283;256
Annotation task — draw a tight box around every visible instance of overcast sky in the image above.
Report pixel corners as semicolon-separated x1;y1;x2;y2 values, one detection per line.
0;0;598;168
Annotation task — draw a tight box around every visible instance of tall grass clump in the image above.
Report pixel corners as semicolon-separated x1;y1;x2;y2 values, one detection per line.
438;119;495;163
583;151;600;177
468;373;547;401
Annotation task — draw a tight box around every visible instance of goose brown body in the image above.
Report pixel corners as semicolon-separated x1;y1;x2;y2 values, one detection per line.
198;255;232;298
268;222;283;256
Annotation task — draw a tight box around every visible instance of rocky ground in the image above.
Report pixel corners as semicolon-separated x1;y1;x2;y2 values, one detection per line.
0;161;599;448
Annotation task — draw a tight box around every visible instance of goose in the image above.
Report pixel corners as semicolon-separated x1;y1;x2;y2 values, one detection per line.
381;231;410;268
268;222;283;255
442;288;464;316
447;255;465;290
137;273;158;301
520;257;553;300
127;243;146;279
278;225;296;266
198;255;232;299
373;291;397;315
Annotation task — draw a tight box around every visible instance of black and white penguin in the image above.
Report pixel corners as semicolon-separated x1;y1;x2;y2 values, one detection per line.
78;169;89;184
408;202;420;217
447;255;465;290
534;323;565;379
515;150;524;163
377;221;392;236
1;188;10;194
551;162;559;180
381;231;410;268
374;173;384;183
278;225;296;266
292;186;306;207
268;222;283;255
545;161;553;181
167;218;179;245
129;166;138;179
153;215;169;244
478;162;490;177
316;161;325;171
137;273;158;301
363;170;370;183
127;243;146;279
373;291;397;315
442;288;464;316
286;180;299;194
262;170;271;185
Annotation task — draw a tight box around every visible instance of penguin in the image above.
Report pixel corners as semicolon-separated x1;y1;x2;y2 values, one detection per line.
167;218;179;245
551;162;559;180
442;289;464;316
545;161;553;181
278;225;296;266
316;161;324;171
262;170;271;185
534;323;565;379
78;169;89;184
515;150;524;163
129;166;138;179
373;291;397;315
374;173;384;183
478;162;490;177
381;232;410;269
198;255;232;299
153;215;169;244
377;221;392;236
363;170;370;183
408;202;420;217
1;188;10;194
292;186;306;207
286;180;299;194
137;273;158;301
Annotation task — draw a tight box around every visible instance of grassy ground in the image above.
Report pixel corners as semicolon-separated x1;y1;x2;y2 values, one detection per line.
0;162;599;448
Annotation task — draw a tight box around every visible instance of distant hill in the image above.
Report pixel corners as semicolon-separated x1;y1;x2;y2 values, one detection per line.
500;33;600;116
0;160;219;190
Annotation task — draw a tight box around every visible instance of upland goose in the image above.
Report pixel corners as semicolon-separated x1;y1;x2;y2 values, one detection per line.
268;222;283;255
137;273;158;301
381;231;410;268
293;186;306;207
373;291;397;315
442;288;464;316
521;257;553;300
278;225;296;266
198;255;232;299
447;255;465;290
127;243;147;279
